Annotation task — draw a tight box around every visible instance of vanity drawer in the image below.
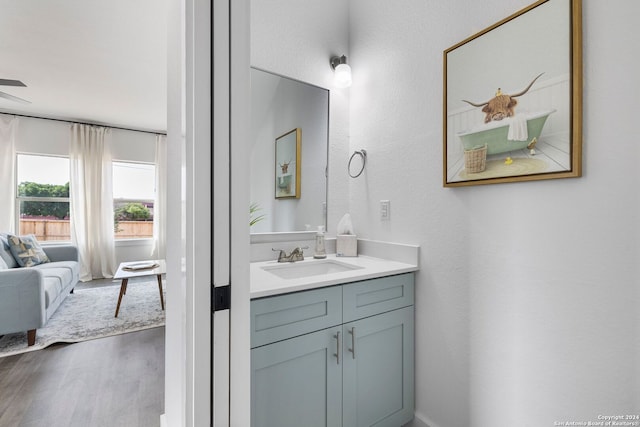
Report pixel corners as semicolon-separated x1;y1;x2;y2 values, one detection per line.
251;286;342;348
343;273;414;322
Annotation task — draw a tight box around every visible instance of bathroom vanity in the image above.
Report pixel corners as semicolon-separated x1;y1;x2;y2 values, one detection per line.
249;64;419;425
250;255;417;427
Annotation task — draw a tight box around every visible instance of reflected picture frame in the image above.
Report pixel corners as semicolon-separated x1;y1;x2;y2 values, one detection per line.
275;128;301;199
443;0;582;187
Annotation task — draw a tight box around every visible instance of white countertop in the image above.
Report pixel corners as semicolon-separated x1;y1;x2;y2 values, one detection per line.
250;254;418;299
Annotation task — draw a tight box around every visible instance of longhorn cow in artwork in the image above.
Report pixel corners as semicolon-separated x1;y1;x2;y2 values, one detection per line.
462;73;544;123
279;159;291;174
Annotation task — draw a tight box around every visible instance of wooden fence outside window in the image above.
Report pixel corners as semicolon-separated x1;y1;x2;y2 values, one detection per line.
19;219;153;241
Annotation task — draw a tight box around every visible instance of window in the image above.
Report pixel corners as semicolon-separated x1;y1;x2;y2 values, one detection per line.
113;162;155;239
15;156;155;241
16;154;71;241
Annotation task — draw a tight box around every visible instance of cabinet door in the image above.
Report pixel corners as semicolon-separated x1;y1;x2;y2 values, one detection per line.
342;306;414;427
252;326;343;427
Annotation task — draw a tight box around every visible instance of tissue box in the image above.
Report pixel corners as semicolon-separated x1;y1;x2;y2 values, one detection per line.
336;234;357;257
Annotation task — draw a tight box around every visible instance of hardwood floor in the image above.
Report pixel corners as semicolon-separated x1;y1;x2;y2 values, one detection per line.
0;327;164;427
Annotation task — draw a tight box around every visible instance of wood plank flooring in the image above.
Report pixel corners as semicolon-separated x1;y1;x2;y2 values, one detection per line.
0;327;164;427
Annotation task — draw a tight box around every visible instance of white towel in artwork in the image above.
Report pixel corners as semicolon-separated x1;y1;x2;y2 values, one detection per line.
507;114;528;141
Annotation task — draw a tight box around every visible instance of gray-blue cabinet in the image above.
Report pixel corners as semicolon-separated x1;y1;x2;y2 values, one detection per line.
251;273;414;427
252;326;343;427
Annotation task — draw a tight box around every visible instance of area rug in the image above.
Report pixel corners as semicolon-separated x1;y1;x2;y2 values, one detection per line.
0;280;165;357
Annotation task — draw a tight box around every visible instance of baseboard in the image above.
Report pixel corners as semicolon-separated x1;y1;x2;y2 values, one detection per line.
406;412;437;427
160;413;166;427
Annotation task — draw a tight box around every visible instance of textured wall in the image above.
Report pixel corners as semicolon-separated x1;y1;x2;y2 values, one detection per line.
250;0;350;234
14;115;157;162
250;0;639;425
348;1;639;427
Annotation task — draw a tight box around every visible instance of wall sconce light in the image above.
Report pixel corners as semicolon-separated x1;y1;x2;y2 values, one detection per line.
330;55;352;88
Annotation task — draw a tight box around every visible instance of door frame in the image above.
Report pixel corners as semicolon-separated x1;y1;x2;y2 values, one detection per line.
164;0;250;425
228;0;251;425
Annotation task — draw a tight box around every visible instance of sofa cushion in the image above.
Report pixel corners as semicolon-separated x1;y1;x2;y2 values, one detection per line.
43;276;62;309
0;234;18;269
0;255;7;270
36;266;77;309
33;260;78;271
6;234;50;267
32;261;79;286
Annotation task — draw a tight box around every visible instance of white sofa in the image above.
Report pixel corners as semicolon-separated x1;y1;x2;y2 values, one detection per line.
0;234;79;346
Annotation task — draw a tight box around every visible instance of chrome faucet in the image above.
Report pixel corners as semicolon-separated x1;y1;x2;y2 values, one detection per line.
272;246;308;263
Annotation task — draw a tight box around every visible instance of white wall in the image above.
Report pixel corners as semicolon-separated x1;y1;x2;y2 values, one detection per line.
14;116;158;162
348;1;639;427
250;0;350;235
13;115;158;263
15;116;71;156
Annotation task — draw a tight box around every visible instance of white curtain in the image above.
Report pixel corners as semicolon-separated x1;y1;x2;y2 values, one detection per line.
0;114;17;232
151;134;167;259
69;123;117;281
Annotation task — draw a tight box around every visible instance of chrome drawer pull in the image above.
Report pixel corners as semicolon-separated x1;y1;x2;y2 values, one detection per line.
349;327;356;359
334;331;341;364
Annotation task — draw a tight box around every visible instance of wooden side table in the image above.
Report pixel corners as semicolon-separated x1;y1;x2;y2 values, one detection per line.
113;260;166;317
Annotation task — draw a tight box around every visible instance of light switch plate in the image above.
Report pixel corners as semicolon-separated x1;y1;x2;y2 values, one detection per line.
380;200;390;220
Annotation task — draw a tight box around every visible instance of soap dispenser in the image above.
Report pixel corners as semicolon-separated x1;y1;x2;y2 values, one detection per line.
313;226;327;259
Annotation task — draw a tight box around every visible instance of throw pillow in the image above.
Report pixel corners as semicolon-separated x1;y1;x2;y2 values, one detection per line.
0;255;7;270
6;234;50;268
1;234;19;268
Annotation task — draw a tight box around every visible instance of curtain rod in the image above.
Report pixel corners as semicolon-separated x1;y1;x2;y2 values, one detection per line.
0;110;167;136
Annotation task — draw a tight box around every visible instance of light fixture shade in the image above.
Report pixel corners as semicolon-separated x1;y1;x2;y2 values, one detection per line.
334;63;352;88
330;55;352;88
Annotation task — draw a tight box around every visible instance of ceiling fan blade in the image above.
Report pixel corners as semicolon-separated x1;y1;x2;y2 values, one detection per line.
0;90;31;104
0;79;27;87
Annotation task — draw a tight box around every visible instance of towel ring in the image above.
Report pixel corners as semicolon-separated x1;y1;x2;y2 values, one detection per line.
348;149;367;178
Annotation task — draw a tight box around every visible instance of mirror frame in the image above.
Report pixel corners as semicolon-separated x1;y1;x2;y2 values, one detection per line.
274;128;301;199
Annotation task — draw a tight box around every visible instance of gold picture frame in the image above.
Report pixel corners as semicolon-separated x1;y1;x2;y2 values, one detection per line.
443;0;582;187
275;128;301;199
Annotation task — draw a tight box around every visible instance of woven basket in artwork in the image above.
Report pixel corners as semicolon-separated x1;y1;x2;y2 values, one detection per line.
464;144;487;173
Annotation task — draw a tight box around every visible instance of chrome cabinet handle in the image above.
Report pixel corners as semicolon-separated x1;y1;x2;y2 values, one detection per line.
348;327;356;359
334;331;341;364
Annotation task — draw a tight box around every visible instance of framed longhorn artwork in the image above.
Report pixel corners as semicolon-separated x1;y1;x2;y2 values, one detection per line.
443;0;583;187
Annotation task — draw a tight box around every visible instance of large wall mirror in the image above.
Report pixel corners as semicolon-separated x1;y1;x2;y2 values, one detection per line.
250;68;329;233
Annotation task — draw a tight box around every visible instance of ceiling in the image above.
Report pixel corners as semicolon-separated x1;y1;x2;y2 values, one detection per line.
0;0;168;133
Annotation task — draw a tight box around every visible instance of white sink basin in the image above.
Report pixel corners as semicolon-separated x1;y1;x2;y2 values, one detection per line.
261;259;363;280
